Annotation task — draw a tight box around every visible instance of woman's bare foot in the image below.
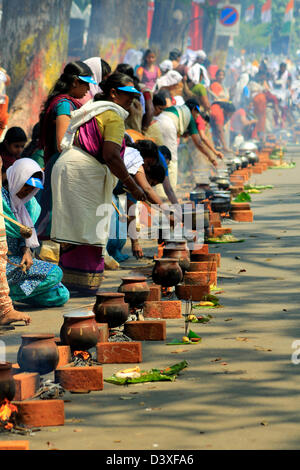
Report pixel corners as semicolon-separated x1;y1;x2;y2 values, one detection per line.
0;309;31;326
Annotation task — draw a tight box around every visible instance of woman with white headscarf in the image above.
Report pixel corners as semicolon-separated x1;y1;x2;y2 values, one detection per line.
81;57;112;103
2;158;70;307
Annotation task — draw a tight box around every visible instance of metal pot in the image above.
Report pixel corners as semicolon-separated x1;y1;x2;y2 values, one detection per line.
232;156;242;170
240;155;249;168
189;190;207;206
238;141;258;154
215;177;231;190
245;151;259;165
210;191;231;213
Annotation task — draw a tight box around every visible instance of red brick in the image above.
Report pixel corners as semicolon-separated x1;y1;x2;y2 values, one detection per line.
175;284;210;301
231;202;251;211
231;210;254;222
143;301;182;319
211;220;222;228
213;227;232;237
124;321;166;341
13;373;40;401
0;441;29;450
190;253;221;267
55;366;103;392
97;323;109;343
209;213;221;223
96;342;142;364
252;164;263;174
188;261;217;272
190;244;209;255
13;400;64;428
57;345;72;368
184;271;217;286
146;284;162;302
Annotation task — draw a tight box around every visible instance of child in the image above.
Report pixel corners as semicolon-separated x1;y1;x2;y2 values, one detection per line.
0;126;27;175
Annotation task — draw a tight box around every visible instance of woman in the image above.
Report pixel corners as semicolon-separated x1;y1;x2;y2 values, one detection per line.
0;157;31;325
22;123;44;169
116;63;153;133
184;65;210;112
136;49;161;91
209;69;229;101
210;101;235;152
51;73;146;294
2;159;69;307
37;61;97;239
107;138;167;262
156;70;184;106
155;102;219;189
0;127;27;174
81;57;112;104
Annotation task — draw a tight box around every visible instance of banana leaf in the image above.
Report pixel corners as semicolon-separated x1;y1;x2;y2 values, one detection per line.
233;192;251;203
104;361;188;385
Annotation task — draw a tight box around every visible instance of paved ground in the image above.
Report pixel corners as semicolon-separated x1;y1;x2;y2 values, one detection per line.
1;149;299;450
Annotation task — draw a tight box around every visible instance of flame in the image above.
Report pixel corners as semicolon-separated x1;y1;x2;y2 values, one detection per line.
73;351;91;361
0;399;18;430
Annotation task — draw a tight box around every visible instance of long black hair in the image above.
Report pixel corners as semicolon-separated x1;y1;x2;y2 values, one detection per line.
95;72;135;101
4;127;27;144
141;49;156;68
39;61;93;125
116;63;141;91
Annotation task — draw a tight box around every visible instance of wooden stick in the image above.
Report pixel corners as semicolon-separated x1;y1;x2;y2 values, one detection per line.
112;201;129;219
0;211;31;231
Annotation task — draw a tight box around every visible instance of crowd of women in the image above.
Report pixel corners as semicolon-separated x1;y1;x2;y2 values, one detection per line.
0;46;298;326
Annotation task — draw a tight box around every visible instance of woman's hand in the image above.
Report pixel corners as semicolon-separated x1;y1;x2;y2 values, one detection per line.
215;151;224;159
20;248;33;272
125;177;147;201
131;240;144;259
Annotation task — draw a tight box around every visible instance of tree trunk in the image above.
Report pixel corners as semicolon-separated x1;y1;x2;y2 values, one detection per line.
149;0;192;61
0;0;72;135
86;0;148;69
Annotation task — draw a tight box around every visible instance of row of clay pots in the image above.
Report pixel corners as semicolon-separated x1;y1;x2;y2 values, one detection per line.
175;246;220;301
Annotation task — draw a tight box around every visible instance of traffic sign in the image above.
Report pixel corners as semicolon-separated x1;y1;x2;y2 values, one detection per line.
216;4;241;36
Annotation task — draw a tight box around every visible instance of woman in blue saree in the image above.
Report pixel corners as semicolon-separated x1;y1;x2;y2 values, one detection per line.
2;158;69;307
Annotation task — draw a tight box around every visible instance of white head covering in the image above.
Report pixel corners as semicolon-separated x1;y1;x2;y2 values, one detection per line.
159;60;173;74
84;57;102;97
6;159;45;249
156;70;183;90
187;63;206;85
196;50;207;61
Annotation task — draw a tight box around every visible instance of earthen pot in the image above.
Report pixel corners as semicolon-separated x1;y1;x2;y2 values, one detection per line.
0;362;16;402
118;277;150;309
93;292;129;328
60;311;100;351
163;240;190;272
152;258;183;287
17;334;59;375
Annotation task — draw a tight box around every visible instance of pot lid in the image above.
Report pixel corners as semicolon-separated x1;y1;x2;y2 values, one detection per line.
63;311;95;319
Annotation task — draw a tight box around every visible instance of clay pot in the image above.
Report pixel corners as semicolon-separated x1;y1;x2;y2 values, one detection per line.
118;277;150;309
152;258;183;287
60;312;100;351
93;293;129;328
163;240;190;273
17;334;59;375
0;362;16;402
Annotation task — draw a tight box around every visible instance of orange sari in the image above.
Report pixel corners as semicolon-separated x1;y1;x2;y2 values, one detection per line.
252;93;267;137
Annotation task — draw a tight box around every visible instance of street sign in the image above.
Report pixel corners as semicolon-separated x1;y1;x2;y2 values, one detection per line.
216;4;241;36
